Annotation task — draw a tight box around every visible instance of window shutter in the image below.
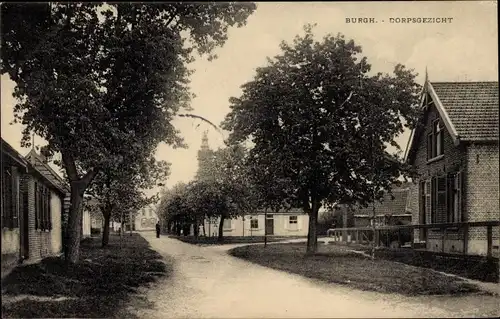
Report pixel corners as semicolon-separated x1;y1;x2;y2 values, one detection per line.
436;176;447;223
34;183;39;229
430;177;436;223
40;185;44;230
47;189;52;230
419;181;425;224
43;187;47;230
446;174;454;222
427;134;433;160
457;171;463;222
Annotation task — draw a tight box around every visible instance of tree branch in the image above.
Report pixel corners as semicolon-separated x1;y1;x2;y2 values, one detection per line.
81;168;99;189
164;5;178;28
61;151;78;181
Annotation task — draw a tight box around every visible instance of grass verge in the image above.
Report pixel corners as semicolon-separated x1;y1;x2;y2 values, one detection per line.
328;243;499;283
171;235;304;245
1;234;170;318
229;243;484;296
365;247;499;283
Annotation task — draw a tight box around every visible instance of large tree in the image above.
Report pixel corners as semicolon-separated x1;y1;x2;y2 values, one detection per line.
1;2;256;263
222;25;420;254
203;144;256;241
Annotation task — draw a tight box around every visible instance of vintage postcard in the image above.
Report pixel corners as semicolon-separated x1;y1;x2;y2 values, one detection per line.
1;1;498;318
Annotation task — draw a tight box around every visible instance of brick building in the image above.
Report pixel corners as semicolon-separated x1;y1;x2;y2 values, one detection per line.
1;139;66;278
1;139;29;277
405;79;499;256
349;184;412;228
26;150;92;239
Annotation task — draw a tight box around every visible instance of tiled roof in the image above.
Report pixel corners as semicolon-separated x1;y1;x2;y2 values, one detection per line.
254;208;305;215
25;150;68;195
431;81;499;141
335;187;410;217
1;138;28;168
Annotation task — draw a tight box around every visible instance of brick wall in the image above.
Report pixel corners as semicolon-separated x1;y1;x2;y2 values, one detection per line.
410;103;467;243
409;101;499;255
22;174;58;261
466;143;499;241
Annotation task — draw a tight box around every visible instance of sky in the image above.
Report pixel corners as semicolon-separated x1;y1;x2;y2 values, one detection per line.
1;1;498;195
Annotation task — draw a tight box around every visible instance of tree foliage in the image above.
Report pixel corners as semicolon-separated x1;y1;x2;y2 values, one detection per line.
86;156;170;247
159;144;256;241
222;25;421;253
1;2;256;263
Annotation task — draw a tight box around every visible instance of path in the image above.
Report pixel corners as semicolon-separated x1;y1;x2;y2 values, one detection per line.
127;232;499;318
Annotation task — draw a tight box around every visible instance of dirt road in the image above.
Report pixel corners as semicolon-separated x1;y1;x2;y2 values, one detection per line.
127;233;499;318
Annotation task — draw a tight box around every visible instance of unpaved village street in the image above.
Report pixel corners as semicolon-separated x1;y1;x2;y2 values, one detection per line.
126;232;499;318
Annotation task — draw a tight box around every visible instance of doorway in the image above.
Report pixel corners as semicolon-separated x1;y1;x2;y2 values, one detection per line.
265;215;274;235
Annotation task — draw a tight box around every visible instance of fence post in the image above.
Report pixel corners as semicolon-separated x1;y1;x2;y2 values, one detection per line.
410;226;415;249
487;225;493;259
463;224;469;255
442;227;447;253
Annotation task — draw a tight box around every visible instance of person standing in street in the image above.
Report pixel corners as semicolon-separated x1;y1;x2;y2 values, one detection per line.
156;221;161;238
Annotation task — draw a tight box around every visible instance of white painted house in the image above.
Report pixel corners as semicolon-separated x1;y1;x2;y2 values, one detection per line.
202;209;309;237
134;204;159;231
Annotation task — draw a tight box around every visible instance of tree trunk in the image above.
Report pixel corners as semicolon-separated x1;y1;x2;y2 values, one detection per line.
65;183;85;264
101;210;111;247
194;220;199;238
202;218;206;237
306;199;320;255
218;216;224;242
129;209;133;236
61;152;98;265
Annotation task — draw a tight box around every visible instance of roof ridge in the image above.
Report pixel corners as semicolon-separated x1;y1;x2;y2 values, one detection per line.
25;149;69;191
430;81;498;84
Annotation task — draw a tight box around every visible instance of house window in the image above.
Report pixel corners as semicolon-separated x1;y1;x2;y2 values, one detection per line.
431;176;447;224
420;173;462;225
250;218;258;229
149;208;153;217
289;215;298;230
35;182;52;231
1;165;19;229
223;218;232;230
447;172;462;223
142;209;145;216
427;120;444;160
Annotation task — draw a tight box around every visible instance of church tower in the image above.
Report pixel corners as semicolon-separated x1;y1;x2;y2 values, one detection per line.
196;131;214;181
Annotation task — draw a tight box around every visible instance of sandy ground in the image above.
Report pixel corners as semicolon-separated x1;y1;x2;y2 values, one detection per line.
127;232;499;318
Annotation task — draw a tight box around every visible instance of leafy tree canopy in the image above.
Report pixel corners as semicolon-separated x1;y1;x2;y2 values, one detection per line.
222;25;420;252
1;1;256;262
1;2;256;183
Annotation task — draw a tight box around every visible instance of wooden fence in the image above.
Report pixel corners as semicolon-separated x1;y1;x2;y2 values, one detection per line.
326;220;500;258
